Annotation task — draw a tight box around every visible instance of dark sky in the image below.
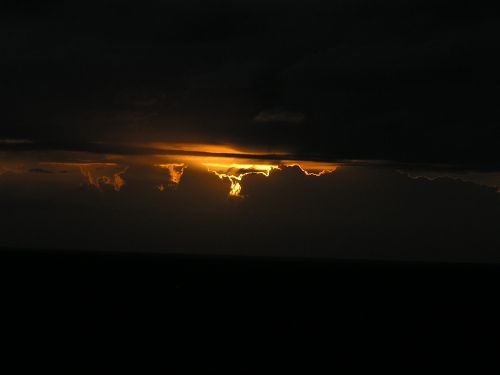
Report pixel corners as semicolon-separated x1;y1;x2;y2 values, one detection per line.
2;0;500;165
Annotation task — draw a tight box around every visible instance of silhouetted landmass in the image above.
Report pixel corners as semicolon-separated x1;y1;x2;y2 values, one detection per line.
1;248;499;371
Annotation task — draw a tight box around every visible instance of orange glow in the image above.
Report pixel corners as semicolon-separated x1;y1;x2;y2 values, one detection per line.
155;163;186;185
149;142;240;154
41;162;119;168
38;162;129;191
0;164;25;176
281;161;337;176
146;156;338;196
112;170;127;191
203;161;337;196
1;148;337;194
79;166;128;192
204;163;280;197
140;142;289;157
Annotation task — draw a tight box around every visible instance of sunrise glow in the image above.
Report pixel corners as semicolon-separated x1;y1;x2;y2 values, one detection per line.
79;165;128;192
204;163;280;197
281;162;337;176
155;163;187;185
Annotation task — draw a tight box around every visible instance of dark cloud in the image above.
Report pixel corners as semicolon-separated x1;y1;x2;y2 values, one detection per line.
1;0;499;165
1;163;499;261
28;168;53;174
402;170;500;193
254;110;305;124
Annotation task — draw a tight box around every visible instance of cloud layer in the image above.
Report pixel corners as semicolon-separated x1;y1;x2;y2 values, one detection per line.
1;1;499;165
1;158;499;262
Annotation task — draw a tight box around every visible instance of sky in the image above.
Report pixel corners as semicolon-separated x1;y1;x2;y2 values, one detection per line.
1;1;499;260
2;0;500;163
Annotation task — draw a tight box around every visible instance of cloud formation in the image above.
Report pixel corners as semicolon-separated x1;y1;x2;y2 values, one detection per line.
80;165;128;192
1;162;499;261
155;163;187;186
1;1;499;165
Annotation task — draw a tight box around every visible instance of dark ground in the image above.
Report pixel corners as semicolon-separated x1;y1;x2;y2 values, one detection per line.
1;248;500;371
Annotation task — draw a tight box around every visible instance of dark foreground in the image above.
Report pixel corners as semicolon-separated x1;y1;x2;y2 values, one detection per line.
1;248;500;371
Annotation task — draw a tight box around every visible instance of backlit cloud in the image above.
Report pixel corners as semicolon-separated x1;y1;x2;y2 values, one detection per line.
79;165;128;192
155;163;187;186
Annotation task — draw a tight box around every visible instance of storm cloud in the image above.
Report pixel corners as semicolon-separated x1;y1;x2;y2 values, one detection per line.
1;0;499;165
1;161;499;261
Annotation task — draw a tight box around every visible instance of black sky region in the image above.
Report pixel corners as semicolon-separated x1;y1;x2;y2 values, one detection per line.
1;0;500;164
